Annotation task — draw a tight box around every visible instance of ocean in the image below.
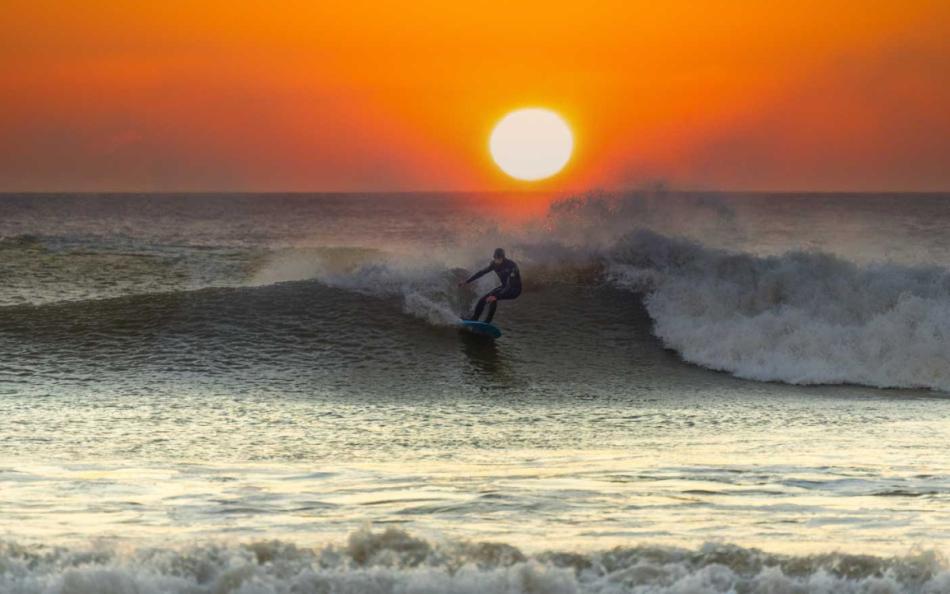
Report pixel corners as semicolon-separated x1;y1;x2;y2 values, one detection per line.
1;191;948;593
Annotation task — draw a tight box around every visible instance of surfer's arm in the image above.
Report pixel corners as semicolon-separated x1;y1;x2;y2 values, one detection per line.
462;263;493;285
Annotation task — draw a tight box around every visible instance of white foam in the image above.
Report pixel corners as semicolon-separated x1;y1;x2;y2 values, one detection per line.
609;230;950;391
1;528;946;594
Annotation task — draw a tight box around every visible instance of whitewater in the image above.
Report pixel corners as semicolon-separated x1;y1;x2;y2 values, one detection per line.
3;527;949;594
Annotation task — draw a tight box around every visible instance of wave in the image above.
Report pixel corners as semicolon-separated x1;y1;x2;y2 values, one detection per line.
0;528;946;594
608;230;950;392
0;234;258;308
5;191;950;393
271;191;950;393
6;231;950;393
279;190;950;393
0;233;47;250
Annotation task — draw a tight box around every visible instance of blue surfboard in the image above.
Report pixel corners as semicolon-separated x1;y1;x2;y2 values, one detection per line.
459;319;502;338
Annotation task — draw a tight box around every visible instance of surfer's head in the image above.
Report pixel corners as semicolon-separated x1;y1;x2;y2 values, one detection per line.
493;248;506;263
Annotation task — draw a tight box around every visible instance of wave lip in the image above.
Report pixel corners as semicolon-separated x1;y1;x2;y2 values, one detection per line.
1;528;947;594
609;230;950;392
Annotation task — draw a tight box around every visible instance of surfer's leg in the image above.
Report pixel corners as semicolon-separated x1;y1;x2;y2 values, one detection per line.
483;287;511;323
470;294;489;321
483;287;519;323
484;299;498;323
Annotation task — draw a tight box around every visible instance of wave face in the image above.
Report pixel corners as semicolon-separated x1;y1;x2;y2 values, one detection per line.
607;230;950;391
1;528;947;594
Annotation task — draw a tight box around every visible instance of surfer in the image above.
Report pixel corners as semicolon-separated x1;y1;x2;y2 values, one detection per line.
458;248;522;323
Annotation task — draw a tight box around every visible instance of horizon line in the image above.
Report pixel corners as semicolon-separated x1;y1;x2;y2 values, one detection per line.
1;189;949;196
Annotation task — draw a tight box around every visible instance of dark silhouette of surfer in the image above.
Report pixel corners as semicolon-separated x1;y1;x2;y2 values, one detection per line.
458;248;522;323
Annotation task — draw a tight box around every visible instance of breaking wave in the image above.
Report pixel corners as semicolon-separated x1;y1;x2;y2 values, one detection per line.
271;190;950;393
1;528;947;594
608;230;950;392
5;192;950;393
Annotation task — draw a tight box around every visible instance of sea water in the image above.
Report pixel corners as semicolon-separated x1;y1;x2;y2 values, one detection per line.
1;192;948;593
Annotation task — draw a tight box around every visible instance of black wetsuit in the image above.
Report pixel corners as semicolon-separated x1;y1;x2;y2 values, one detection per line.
465;258;522;323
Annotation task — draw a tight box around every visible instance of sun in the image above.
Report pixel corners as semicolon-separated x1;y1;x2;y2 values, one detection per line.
489;108;573;181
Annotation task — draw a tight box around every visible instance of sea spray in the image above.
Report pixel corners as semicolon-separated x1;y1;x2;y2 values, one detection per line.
317;261;464;326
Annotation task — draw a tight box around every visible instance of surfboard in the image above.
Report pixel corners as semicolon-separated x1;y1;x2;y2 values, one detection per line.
459;319;502;339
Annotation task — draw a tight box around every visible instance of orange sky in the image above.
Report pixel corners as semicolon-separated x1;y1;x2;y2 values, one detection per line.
1;1;948;192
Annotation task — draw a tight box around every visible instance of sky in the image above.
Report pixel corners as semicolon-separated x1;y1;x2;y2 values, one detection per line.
1;1;948;192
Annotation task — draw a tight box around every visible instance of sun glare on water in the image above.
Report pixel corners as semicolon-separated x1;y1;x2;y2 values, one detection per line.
490;108;573;181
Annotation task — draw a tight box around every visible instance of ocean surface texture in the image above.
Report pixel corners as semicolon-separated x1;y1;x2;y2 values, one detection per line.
1;192;948;593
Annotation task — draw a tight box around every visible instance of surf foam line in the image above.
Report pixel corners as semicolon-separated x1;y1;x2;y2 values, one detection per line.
608;230;950;392
1;528;947;594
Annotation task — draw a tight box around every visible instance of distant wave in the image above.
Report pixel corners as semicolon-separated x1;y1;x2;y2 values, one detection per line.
0;528;946;594
0;233;46;249
608;230;950;392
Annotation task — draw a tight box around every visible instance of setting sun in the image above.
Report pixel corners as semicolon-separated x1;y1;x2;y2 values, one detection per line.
489;108;574;181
